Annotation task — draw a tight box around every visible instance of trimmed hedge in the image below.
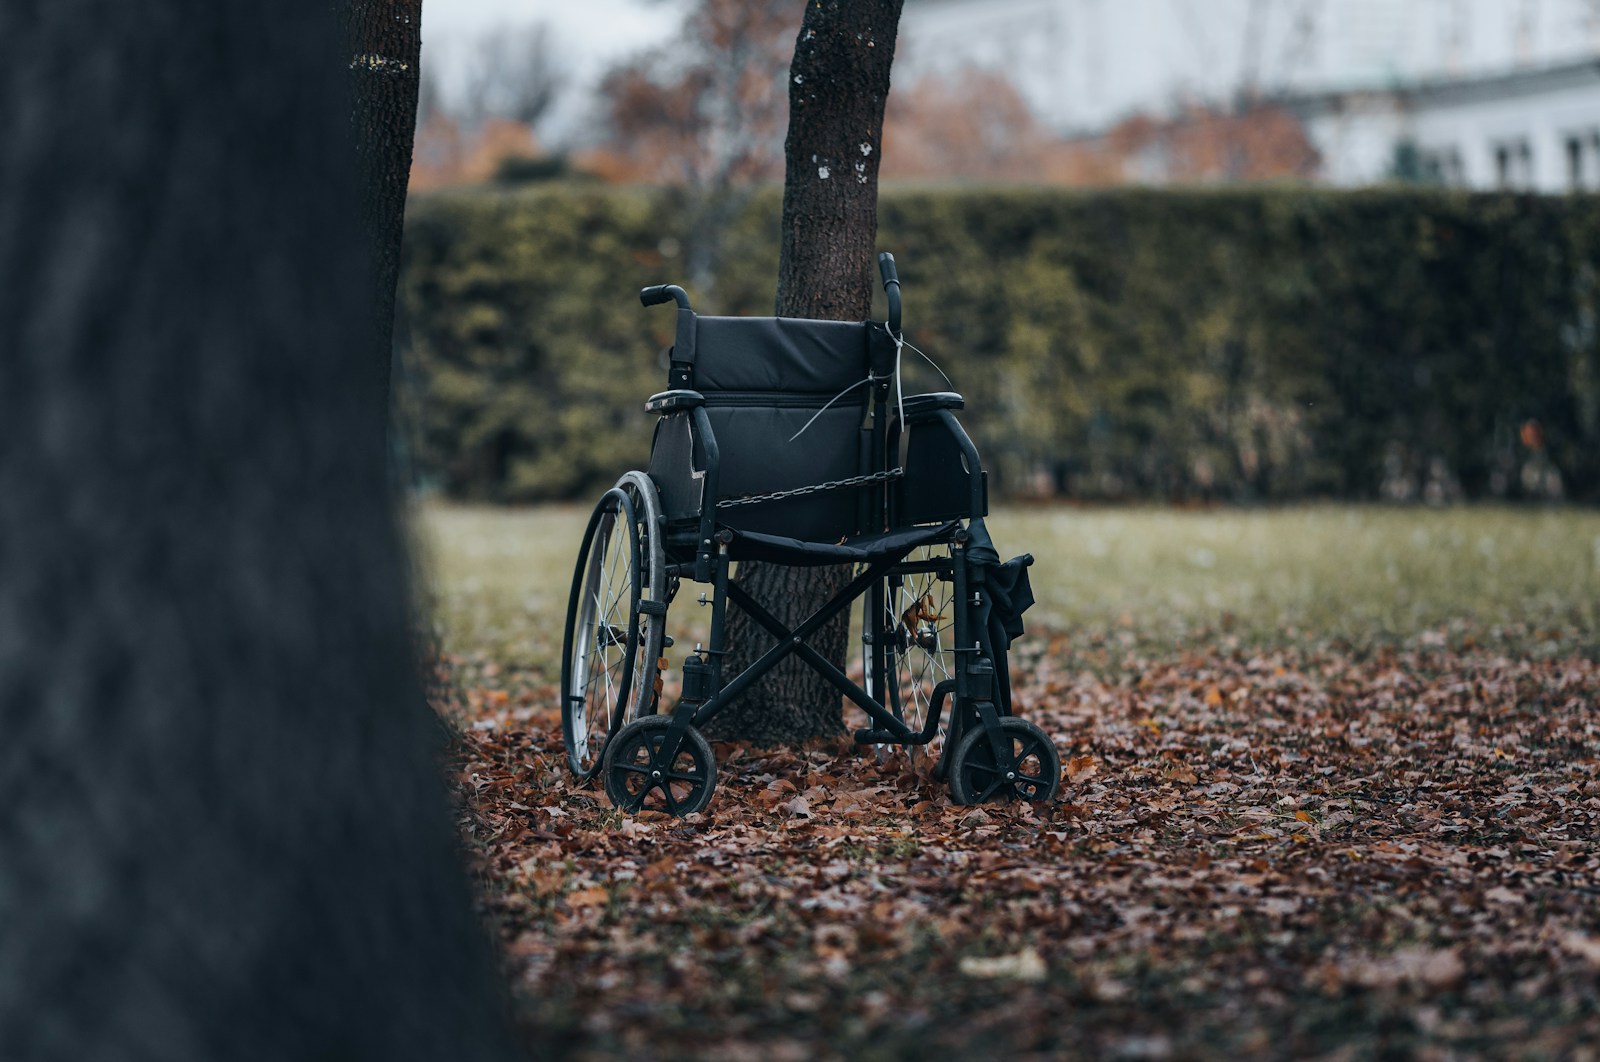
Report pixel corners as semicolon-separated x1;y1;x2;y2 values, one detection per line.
398;184;1600;503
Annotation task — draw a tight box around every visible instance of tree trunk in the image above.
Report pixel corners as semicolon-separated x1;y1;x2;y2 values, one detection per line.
0;4;518;1059
338;0;425;414
708;0;904;746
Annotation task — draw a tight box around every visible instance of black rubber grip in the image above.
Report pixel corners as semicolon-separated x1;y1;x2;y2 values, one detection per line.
640;285;673;307
878;251;899;287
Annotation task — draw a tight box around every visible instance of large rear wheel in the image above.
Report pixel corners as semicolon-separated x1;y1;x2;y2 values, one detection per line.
872;546;959;766
561;488;645;779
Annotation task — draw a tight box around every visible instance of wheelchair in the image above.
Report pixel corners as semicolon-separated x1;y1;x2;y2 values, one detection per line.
559;253;1060;816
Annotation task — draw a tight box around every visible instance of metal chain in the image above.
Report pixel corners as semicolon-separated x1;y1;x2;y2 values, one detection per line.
715;467;904;509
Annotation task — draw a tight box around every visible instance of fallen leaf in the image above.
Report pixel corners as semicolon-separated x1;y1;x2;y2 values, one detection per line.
1067;754;1100;781
958;948;1047;982
1560;932;1600;968
565;887;609;908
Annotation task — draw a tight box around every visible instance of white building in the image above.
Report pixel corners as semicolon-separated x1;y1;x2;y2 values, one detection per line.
1290;59;1600;190
897;0;1600;189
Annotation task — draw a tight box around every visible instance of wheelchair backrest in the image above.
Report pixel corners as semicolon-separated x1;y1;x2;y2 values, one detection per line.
654;315;892;541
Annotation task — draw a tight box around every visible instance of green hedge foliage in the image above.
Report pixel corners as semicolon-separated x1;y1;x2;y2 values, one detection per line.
398;185;1600;503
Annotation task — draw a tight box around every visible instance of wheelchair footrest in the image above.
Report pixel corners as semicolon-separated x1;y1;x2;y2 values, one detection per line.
853;727;933;746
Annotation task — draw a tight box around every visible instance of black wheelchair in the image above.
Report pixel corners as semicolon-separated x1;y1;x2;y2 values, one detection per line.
559;253;1060;816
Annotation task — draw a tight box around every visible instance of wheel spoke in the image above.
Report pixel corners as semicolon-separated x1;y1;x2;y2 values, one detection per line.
885;546;956;752
600;658;616;717
976;776;1010;803
949;718;1061;805
600;715;715;817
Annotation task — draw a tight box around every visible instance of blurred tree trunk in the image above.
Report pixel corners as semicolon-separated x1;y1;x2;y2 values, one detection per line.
339;0;425;413
0;3;518;1060
709;0;903;745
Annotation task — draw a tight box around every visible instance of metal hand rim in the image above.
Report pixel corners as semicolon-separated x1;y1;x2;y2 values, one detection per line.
567;488;640;775
613;471;666;723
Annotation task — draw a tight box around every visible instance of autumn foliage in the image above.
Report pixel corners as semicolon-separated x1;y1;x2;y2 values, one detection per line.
578;0;798;187
881;73;1318;186
881;69;1068;183
409;116;543;193
417;1;1318;192
445;634;1600;1057
1083;102;1322;185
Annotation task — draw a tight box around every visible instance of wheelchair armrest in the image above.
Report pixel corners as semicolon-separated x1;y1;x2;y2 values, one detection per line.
645;389;705;415
900;392;964;422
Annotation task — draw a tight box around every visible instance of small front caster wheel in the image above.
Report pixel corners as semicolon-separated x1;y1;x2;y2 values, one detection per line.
948;717;1061;805
601;716;717;816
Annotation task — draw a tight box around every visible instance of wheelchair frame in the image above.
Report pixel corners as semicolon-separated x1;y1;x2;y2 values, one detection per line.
561;254;1060;816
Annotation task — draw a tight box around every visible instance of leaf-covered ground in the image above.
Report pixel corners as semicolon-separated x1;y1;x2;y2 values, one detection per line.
444;632;1600;1060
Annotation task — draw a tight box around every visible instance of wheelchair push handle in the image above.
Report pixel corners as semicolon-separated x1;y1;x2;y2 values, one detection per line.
877;252;901;336
640;284;690;309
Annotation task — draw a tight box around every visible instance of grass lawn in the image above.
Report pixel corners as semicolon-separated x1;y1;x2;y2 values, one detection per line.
416;502;1600;672
419;502;1600;1060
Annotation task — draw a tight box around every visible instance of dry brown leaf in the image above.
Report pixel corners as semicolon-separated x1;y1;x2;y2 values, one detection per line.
565;886;609;908
1067;754;1100;782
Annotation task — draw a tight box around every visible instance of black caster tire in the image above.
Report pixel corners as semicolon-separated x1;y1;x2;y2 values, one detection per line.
601;716;717;817
948;717;1061;805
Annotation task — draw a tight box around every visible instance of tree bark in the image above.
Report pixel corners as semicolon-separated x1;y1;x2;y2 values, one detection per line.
338;0;425;414
0;3;517;1059
709;0;903;746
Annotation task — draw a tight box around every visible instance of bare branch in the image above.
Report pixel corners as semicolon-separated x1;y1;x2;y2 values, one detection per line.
462;23;565;130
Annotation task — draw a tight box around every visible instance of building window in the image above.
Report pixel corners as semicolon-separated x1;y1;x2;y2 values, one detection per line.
1421;151;1445;184
1562;131;1600;192
1421;146;1465;187
1494;138;1534;190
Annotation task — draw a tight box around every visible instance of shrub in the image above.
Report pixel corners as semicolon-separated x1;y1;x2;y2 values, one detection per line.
399;184;1600;503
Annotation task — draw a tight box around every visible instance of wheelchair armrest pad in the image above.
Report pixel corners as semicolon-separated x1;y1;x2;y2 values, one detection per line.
900;391;964;421
645;389;705;415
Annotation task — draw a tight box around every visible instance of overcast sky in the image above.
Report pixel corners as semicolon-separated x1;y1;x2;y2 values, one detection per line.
418;0;1600;142
419;0;687;140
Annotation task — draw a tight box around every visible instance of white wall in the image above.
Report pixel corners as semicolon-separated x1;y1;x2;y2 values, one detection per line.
1410;78;1600;190
898;0;1600;134
1295;68;1600;190
1302;97;1412;186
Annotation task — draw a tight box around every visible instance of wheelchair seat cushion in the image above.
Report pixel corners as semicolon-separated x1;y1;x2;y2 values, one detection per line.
726;520;960;567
